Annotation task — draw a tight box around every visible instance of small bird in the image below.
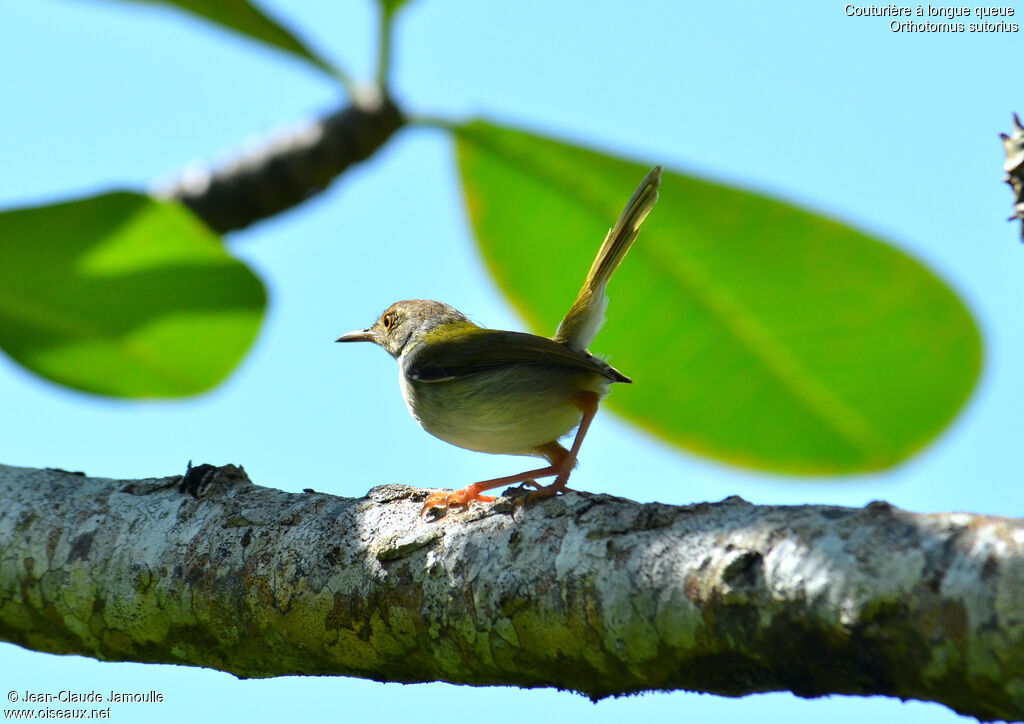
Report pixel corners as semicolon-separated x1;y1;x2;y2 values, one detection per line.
336;166;662;517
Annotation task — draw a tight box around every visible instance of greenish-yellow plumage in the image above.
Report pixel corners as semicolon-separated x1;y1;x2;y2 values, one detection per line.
336;166;661;517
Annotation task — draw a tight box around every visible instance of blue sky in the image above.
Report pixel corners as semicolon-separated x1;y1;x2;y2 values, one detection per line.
1;1;1021;722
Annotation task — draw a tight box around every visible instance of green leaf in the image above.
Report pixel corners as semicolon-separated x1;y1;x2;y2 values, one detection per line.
106;0;341;80
455;120;982;474
0;192;266;398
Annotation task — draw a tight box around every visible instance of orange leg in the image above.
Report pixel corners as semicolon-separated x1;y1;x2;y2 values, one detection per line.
421;392;601;519
420;464;558;519
526;391;599;501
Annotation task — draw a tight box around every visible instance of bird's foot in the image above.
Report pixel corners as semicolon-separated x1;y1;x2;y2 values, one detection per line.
508;478;574;517
526;477;573;502
514;479;542;491
421;483;497;519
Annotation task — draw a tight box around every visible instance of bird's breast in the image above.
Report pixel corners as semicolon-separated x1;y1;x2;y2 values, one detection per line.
397;364;610;456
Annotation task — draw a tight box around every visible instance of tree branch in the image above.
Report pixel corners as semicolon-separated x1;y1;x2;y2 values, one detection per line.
1;463;1021;721
158;95;405;233
1002;112;1024;240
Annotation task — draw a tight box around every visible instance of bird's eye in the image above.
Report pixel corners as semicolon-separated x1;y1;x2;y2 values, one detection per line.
382;313;394;331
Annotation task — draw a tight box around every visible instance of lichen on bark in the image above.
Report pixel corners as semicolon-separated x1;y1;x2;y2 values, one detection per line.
1;463;1023;721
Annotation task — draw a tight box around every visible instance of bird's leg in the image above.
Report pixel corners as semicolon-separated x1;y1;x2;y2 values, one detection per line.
420;463;559;519
420;392;601;519
511;442;570;491
527;391;600;501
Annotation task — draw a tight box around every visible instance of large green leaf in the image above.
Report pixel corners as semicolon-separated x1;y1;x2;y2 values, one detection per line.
455;121;982;474
104;0;340;79
0;192;265;397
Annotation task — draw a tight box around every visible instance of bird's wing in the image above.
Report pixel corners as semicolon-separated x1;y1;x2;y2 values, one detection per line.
403;329;630;384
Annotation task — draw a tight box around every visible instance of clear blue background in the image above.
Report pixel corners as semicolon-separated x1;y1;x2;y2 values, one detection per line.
1;1;1020;722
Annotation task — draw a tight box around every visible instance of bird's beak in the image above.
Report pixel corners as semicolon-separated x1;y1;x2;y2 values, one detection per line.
335;328;377;343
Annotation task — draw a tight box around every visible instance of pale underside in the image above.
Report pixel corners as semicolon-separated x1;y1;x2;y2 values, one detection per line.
398;363;611;456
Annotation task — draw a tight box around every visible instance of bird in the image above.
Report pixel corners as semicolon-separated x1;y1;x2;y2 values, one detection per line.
336;165;662;518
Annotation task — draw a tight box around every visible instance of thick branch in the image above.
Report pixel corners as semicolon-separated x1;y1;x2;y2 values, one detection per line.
1;463;1022;721
159;95;404;233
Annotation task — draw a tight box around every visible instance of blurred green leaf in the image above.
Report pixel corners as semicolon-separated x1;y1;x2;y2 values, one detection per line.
105;0;341;79
0;192;265;398
455;120;982;474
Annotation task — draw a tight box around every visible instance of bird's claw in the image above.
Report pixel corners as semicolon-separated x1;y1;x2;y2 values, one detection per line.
420;478;573;521
514;479;542;492
509;479;574;516
526;479;572;501
420;484;497;520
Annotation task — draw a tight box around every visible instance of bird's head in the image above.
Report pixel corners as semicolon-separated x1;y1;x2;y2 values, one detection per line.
335;299;473;359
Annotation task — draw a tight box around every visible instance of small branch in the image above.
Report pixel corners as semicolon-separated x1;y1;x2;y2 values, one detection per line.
1002;112;1024;239
1;463;1022;721
376;1;394;90
158;96;405;233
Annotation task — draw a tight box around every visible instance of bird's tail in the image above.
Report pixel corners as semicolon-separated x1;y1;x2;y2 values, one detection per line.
554;165;662;351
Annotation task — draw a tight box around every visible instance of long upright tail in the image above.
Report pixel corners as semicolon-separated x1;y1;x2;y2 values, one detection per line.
554;165;662;351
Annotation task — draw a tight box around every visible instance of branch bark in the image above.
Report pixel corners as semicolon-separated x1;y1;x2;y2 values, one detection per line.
159;95;405;233
1;463;1022;721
